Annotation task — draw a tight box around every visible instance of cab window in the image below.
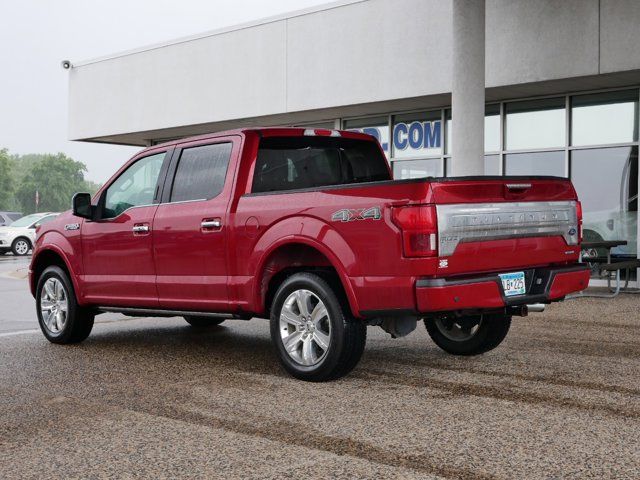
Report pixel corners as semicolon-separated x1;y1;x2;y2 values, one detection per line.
103;152;166;219
170;143;232;202
252;137;390;193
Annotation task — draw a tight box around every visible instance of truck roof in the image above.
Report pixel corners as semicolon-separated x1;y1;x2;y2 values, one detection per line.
150;127;374;150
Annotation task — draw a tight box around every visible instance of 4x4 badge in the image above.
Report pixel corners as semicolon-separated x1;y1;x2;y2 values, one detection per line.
332;207;381;222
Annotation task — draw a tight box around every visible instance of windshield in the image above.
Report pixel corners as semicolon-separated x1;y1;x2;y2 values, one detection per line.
10;214;45;227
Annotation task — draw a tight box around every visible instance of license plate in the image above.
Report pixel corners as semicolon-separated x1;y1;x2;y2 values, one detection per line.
499;272;526;297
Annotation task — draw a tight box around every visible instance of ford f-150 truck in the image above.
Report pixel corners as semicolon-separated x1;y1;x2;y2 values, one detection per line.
29;128;590;381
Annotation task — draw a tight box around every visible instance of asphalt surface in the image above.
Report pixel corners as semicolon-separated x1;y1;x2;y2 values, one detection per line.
1;254;639;479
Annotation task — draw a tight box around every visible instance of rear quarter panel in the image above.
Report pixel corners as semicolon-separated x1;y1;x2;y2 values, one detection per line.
232;181;437;314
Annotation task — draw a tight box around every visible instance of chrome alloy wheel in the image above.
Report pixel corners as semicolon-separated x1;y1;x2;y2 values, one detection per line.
14;239;29;255
279;289;332;366
434;316;483;342
40;278;69;334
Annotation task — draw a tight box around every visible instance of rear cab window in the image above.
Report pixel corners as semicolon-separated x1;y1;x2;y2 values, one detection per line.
252;136;390;193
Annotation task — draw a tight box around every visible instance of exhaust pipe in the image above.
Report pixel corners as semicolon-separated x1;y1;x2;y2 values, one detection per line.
507;303;546;317
526;303;546;313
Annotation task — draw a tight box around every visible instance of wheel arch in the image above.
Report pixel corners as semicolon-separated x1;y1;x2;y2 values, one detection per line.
255;238;360;319
30;246;79;301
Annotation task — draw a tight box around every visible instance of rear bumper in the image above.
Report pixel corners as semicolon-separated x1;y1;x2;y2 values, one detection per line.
415;264;590;313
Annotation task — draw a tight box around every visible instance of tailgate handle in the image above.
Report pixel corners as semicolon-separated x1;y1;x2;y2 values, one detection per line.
506;183;532;191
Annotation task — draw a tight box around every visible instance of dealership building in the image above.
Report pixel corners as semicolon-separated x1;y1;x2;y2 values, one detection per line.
67;0;639;282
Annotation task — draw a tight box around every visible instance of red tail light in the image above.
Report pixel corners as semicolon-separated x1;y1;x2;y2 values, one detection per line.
576;200;583;244
392;205;438;257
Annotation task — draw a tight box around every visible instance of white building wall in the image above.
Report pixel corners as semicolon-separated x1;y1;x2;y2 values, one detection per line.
68;0;640;144
285;0;452;111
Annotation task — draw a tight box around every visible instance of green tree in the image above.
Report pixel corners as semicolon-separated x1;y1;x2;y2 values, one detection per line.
83;179;102;196
16;153;88;214
0;149;16;210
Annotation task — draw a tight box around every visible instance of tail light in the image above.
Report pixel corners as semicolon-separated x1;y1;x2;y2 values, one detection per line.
391;205;438;257
576;201;583;244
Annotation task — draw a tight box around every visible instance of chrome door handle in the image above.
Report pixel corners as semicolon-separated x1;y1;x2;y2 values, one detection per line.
132;225;150;233
201;219;222;229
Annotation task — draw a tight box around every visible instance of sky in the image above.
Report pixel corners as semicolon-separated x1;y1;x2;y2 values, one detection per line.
0;0;333;182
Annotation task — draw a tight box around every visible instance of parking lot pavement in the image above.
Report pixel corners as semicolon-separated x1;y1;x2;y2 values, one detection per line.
1;264;639;479
0;255;39;334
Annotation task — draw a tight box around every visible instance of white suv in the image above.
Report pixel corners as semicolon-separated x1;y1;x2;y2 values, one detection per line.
0;213;59;256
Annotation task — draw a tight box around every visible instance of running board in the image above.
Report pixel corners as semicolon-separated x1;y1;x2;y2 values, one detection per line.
97;306;239;319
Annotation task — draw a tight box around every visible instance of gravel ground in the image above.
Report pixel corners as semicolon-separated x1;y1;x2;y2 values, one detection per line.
1;289;639;479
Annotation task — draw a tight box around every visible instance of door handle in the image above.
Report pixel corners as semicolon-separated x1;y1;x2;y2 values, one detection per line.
201;219;222;229
132;224;150;234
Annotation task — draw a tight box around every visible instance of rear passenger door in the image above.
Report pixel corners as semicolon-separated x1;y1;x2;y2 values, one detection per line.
153;137;239;312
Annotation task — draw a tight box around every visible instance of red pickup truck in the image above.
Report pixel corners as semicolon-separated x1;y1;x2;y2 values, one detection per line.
30;128;589;381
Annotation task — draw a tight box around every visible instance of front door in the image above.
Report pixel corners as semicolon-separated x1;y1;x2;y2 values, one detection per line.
81;150;170;307
153;138;238;311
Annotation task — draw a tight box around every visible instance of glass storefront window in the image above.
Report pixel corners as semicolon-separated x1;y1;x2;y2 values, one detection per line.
445;105;501;154
343;116;390;158
484;155;501;175
295;121;336;130
485;104;501;152
571;146;638;257
505;151;566;177
506;98;566;150
571;90;639;147
393;158;443;179
393;111;442;159
445;155;501;176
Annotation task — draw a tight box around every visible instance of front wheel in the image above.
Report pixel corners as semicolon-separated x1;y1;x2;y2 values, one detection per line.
424;314;511;356
36;266;94;344
11;238;31;256
270;272;366;382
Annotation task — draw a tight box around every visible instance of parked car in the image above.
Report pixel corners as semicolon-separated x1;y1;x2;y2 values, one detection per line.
0;211;23;227
29;128;589;381
0;212;59;256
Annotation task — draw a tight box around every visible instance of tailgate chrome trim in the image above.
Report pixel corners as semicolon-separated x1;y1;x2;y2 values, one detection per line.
436;201;579;257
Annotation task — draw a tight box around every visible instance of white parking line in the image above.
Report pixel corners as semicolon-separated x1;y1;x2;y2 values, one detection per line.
0;329;40;338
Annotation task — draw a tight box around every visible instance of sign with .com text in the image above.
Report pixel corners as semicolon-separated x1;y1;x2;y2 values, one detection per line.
349;120;442;159
392;121;441;158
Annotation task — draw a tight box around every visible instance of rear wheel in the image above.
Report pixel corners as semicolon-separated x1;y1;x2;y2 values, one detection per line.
36;266;94;344
424;314;511;355
183;316;225;327
11;237;31;256
270;272;366;382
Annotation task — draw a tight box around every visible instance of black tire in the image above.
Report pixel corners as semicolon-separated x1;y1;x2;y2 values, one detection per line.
183;316;225;327
36;266;94;344
11;237;31;256
270;272;366;382
424;314;511;356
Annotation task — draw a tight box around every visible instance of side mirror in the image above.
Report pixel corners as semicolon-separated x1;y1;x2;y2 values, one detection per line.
72;192;94;220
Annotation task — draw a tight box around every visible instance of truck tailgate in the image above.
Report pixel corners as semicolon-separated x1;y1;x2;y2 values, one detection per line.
427;177;581;275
